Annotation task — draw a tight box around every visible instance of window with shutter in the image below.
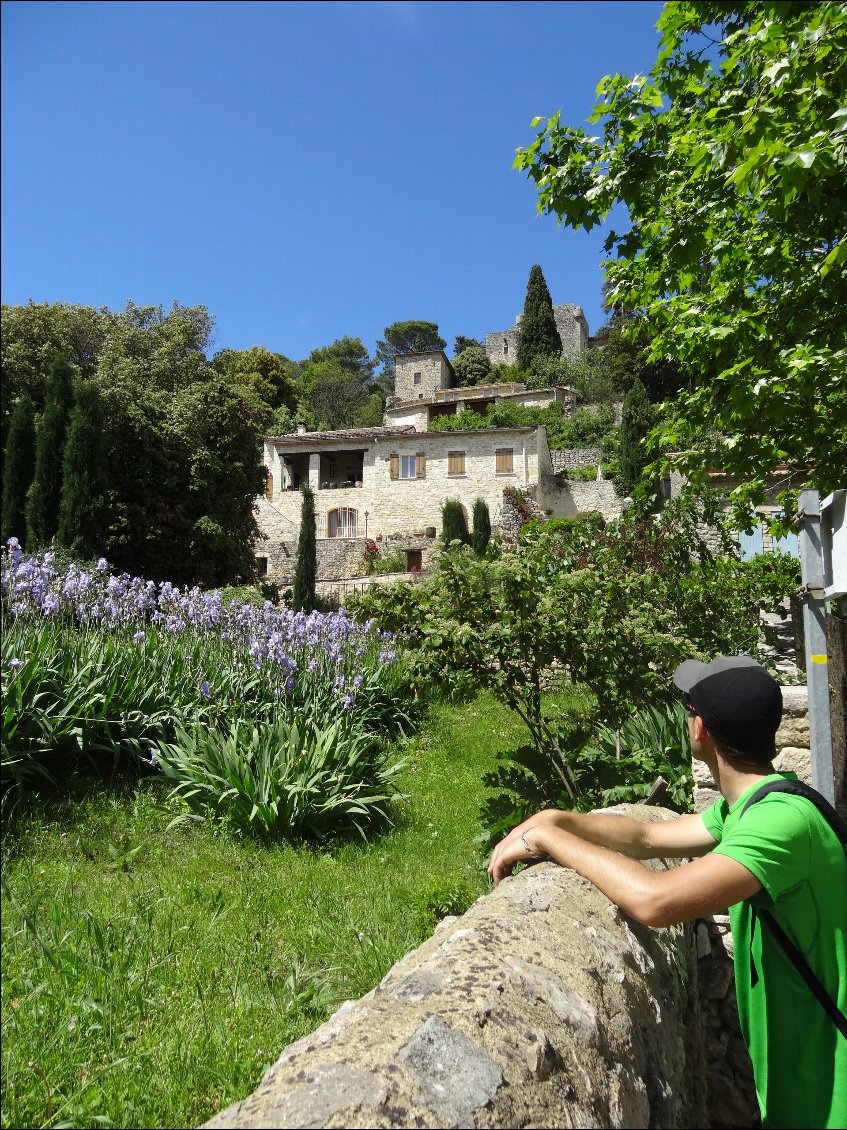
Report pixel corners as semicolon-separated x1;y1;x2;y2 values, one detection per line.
495;448;514;474
447;451;466;477
400;455;417;479
416;452;426;479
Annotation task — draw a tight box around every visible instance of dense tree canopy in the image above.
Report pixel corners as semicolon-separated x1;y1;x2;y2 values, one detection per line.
515;1;847;505
452;344;493;386
375;321;446;377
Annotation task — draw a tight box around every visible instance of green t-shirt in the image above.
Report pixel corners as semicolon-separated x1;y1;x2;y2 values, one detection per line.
701;772;847;1129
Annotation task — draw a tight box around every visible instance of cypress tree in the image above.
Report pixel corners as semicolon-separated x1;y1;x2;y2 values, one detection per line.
516;265;563;372
471;497;491;557
618;377;655;497
1;396;36;548
441;499;470;546
57;380;107;557
292;483;317;611
26;355;75;548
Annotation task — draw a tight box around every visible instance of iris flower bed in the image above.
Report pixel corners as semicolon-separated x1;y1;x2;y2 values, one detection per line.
1;539;416;838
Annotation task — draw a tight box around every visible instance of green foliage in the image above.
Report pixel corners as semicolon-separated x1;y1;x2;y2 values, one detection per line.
617;377;655;497
354;494;798;806
210;345;299;414
517;264;563;371
441;499;470;546
25;355;76;549
515;2;847;508
292;485;317;612
156;716;403;841
1;396;36;547
471;497;491;557
297;338;379;431
452;345;492;387
435;398;616;452
375;321;446;377
57;380;107;558
453;335;481;356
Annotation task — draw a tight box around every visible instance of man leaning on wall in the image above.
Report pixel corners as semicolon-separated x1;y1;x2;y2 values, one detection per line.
488;656;847;1130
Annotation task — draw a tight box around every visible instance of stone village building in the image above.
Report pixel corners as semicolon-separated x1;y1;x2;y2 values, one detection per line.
254;305;626;587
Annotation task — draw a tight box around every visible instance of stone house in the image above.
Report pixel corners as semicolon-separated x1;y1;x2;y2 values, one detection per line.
255;347;621;586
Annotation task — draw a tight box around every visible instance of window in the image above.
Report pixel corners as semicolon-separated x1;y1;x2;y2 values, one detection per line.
413;371;422;385
503;338;509;355
257;557;268;576
447;451;466;477
495;448;514;474
390;452;425;480
328;507;358;538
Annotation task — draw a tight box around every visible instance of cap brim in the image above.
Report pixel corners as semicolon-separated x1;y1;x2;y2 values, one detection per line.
673;660;709;694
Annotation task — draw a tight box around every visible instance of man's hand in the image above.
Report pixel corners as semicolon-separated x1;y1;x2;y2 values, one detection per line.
487;823;546;886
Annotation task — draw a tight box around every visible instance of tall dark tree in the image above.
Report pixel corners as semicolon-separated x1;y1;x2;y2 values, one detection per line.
292;484;317;612
57;381;107;558
618;377;655;497
25;355;75;548
441;499;470;546
454;335;481;356
517;265;562;372
471;497;491;557
375;321;446;377
1;396;36;547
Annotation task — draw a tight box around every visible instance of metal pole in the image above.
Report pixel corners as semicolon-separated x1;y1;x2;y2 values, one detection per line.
797;489;835;804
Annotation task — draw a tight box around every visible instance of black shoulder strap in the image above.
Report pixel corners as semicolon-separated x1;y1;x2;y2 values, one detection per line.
742;779;847;1039
741;779;847;849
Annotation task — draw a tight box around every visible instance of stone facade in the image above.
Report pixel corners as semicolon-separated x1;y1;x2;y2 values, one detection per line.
205;807;708;1130
394;352;453;403
483;303;590;366
258;426;555;586
551;447;602;472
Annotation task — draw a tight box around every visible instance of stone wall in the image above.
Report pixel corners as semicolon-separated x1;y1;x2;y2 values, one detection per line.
394;352;453;403
550;447;602;472
205;807;708;1130
483;304;589;366
539;477;626;522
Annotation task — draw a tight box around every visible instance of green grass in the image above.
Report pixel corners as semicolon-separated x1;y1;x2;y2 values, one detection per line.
1;691;544;1130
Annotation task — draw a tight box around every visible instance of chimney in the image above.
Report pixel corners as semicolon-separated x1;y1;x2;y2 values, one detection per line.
296;423;307;435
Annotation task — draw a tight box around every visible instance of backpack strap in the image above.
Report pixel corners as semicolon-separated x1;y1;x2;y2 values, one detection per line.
742;779;847;1039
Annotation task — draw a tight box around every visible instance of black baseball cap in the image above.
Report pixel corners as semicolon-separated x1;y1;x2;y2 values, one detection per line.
673;655;782;759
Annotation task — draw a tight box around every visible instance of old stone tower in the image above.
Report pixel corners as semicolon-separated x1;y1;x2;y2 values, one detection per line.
483;303;589;366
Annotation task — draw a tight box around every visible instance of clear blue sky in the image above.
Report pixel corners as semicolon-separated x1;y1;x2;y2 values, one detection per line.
2;0;664;362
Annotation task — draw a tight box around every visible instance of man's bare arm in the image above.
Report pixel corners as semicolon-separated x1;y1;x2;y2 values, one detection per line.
490;807;717;864
490;824;760;927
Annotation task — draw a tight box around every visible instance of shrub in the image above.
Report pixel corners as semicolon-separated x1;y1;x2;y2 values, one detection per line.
452;345;492;386
441;499;470;546
471;498;491;557
292;484;317;611
156;715;404;841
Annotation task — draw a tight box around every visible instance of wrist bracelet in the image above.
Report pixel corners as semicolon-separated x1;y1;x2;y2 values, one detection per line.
521;830;542;858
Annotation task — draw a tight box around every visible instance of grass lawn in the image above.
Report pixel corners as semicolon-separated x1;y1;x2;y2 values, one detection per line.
1;691;543;1130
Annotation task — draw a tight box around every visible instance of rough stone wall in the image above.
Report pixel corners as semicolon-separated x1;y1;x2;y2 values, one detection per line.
539;477;626;522
394;353;453;403
553;303;590;356
484;305;589;366
205;807;708;1130
551;448;602;472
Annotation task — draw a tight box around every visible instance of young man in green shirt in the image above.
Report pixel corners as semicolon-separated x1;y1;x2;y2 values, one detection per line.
488;656;846;1129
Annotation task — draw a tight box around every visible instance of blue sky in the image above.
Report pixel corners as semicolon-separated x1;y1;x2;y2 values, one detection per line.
2;0;664;362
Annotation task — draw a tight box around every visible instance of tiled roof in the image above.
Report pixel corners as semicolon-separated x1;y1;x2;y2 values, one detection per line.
266;425;417;443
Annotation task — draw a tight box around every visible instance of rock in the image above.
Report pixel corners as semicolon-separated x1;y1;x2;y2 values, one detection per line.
774;746;812;782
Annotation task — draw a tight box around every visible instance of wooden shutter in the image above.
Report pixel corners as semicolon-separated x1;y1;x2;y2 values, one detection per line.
416;452;426;479
496;448;513;474
389;453;399;480
448;451;465;476
265;473;274;499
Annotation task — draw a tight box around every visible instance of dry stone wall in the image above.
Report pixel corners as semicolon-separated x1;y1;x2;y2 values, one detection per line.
205;807;708;1130
550;448;602;472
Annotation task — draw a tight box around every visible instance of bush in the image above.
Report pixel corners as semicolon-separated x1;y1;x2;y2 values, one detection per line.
441;499;470;546
156;715;404;841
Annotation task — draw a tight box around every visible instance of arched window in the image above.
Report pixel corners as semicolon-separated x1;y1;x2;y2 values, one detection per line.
328;507;358;538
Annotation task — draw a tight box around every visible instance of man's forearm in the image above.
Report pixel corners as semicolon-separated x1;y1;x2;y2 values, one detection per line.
529;808;655;858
